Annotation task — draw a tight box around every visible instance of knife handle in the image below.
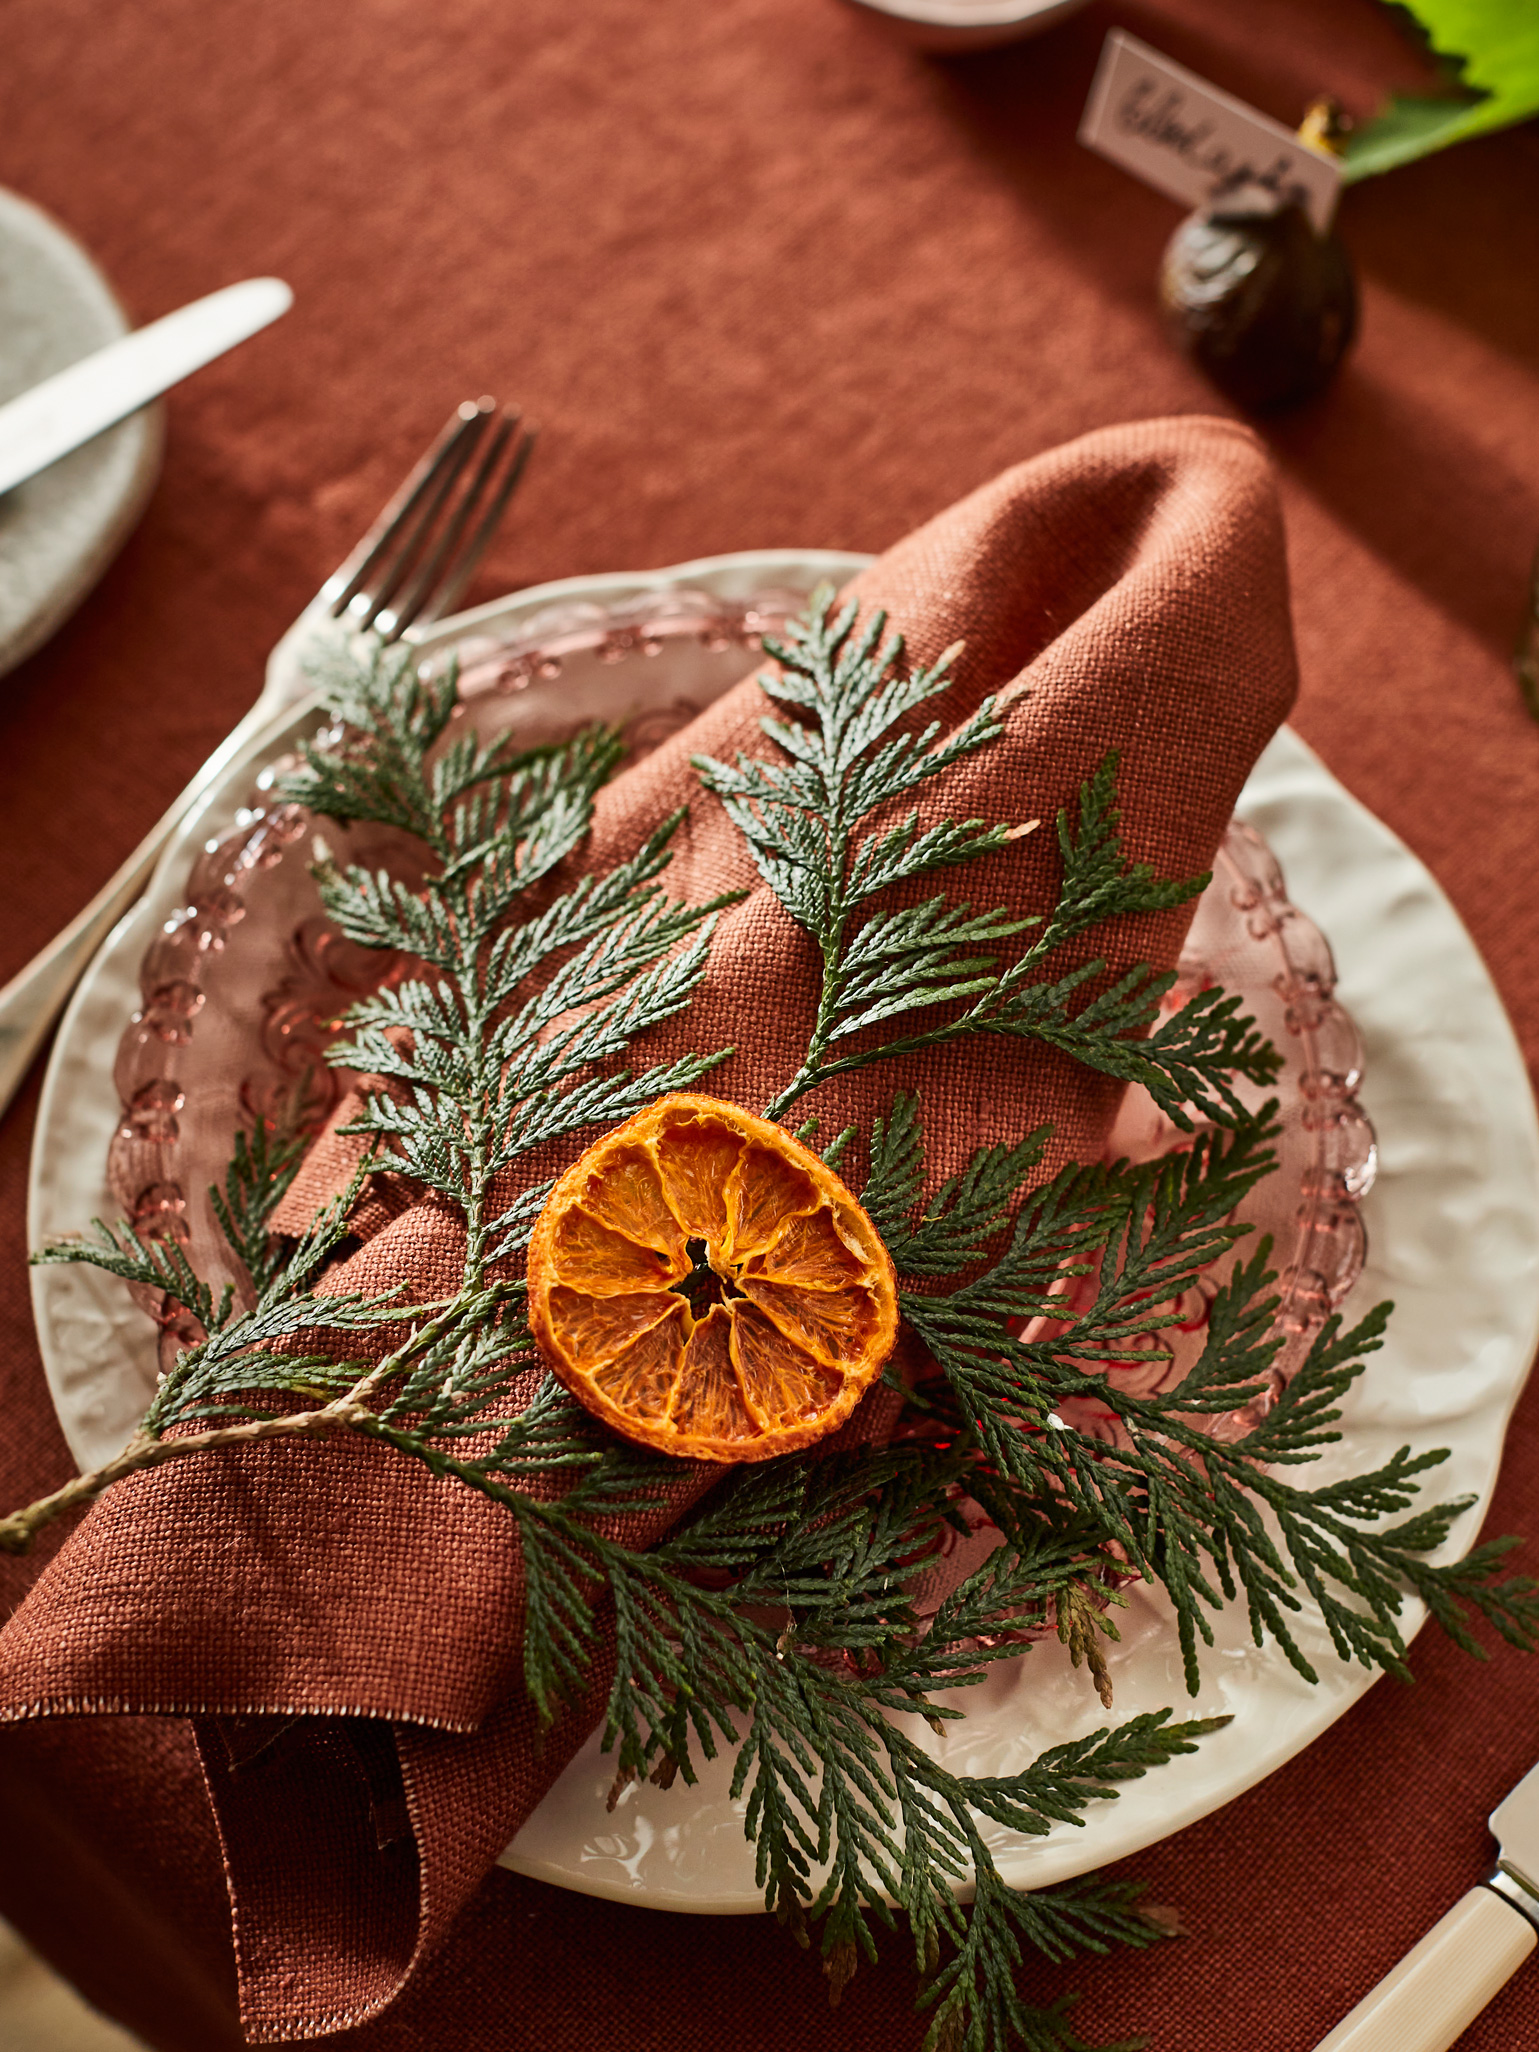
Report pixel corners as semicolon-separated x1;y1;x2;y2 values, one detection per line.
1313;1885;1536;2051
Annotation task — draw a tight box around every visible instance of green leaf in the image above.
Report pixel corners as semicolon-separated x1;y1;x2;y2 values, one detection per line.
1343;2;1539;180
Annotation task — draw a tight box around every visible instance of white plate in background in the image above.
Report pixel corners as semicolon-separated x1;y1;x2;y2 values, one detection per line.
838;0;1091;56
0;187;161;678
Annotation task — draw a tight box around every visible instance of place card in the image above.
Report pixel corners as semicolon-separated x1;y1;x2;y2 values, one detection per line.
1079;30;1341;235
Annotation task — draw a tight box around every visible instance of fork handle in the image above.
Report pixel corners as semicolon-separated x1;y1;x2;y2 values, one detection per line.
1312;1886;1536;2052
0;696;281;1123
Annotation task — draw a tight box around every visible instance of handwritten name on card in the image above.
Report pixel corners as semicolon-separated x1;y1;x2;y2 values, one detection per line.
1079;31;1341;234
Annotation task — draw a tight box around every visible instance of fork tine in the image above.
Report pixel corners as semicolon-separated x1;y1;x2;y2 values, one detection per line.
322;398;491;621
378;408;521;640
414;421;537;632
349;404;494;631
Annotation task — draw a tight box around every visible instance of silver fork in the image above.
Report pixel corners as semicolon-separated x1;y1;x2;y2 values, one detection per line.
0;397;535;1122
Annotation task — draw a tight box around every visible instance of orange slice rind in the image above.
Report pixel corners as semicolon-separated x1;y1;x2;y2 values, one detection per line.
527;1093;899;1463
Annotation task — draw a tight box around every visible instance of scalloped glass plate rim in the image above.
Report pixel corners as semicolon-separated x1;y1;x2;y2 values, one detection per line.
26;548;1539;1914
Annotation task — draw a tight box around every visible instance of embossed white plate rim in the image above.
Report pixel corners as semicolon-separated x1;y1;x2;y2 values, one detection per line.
27;550;1539;1913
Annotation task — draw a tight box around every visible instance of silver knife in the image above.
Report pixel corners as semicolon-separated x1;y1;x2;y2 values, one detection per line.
0;275;292;496
1314;1761;1539;2049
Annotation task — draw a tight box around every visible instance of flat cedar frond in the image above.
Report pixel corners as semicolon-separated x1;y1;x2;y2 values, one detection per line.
867;1091;1055;1280
693;591;1278;1128
34;1217;231;1338
692;592;1010;1122
893;1085;1539;1698
209;1110;310;1298
24;613;1534;2052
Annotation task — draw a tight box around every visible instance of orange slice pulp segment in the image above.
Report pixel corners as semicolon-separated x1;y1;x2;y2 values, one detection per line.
527;1093;899;1463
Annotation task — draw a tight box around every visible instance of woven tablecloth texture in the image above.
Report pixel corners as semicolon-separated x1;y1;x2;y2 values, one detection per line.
0;0;1537;2047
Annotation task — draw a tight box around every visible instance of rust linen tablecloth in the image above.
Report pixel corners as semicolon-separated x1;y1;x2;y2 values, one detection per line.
0;0;1537;2047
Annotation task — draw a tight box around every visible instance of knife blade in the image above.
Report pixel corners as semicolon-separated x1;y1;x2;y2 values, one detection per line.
1313;1760;1539;2050
0;275;292;497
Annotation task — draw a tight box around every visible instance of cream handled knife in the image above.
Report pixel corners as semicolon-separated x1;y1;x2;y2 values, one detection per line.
0;276;291;496
1314;1762;1539;2049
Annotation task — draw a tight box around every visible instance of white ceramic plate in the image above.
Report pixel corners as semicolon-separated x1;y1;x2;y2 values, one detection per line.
837;0;1090;56
30;550;871;1468
0;188;161;678
28;553;1539;1912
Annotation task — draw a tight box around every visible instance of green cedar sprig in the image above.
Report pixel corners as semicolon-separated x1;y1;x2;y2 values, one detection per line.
883;1095;1539;1696
25;604;1536;2052
692;595;1280;1130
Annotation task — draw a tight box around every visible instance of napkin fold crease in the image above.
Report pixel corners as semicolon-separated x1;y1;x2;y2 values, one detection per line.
0;417;1298;2041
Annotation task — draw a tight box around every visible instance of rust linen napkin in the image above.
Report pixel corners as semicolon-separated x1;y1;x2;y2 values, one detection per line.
0;416;1297;2043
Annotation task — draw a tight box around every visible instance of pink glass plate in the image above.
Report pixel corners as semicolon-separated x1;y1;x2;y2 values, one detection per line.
104;587;1377;1415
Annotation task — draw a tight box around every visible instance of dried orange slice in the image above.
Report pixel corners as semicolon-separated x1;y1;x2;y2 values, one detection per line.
527;1093;898;1463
